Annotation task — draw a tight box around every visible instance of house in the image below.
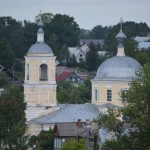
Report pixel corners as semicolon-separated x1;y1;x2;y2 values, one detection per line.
53;121;89;150
56;66;83;83
68;44;89;62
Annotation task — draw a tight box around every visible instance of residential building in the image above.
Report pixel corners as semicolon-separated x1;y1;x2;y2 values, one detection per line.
68;44;89;62
56;66;83;83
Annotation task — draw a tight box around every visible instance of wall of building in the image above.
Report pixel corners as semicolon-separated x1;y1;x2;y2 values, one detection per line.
91;80;129;106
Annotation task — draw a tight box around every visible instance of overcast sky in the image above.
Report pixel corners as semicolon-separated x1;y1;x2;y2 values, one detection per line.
0;0;150;29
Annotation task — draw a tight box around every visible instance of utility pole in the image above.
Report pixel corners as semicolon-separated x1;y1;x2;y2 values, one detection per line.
12;67;14;85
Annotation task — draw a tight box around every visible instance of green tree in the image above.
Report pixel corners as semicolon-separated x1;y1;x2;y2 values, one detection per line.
0;37;14;69
86;43;99;71
35;12;54;24
29;129;53;150
60;139;86;150
96;64;150;150
57;80;91;104
0;86;28;150
0;72;9;87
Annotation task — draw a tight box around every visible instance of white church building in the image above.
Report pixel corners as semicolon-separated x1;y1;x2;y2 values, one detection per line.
24;19;142;135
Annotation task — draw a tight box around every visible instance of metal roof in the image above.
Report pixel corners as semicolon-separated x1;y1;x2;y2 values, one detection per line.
138;42;150;49
27;42;53;54
30;104;100;124
95;56;141;81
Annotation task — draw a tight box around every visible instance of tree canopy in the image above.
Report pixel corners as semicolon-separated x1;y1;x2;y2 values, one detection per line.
60;139;86;150
0;86;28;150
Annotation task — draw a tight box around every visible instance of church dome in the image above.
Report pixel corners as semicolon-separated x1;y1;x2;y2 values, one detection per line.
28;42;53;54
95;18;141;81
95;56;141;81
27;21;53;55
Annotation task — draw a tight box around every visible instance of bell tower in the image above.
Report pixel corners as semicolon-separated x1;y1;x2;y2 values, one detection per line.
24;21;57;106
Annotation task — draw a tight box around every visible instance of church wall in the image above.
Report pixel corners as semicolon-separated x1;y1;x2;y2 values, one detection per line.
92;80;129;106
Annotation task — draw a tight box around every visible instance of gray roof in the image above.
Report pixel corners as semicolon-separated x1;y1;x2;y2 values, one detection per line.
27;42;53;54
98;103;121;108
30;104;100;124
138;42;150;49
95;56;141;81
54;123;88;137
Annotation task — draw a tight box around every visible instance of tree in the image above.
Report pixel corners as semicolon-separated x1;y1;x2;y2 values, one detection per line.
49;14;80;46
86;43;99;71
35;12;54;24
60;139;86;150
57;80;91;104
0;86;28;150
29;129;53;150
96;64;150;150
0;37;14;68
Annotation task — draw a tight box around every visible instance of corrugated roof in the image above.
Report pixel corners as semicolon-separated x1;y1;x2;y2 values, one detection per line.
30;104;100;124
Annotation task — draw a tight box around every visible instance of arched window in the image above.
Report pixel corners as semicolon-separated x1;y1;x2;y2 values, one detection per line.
40;64;48;81
27;63;29;80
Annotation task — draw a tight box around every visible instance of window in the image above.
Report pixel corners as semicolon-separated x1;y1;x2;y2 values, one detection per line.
40;64;48;81
54;138;62;148
94;89;99;101
80;54;82;57
107;89;112;101
79;58;83;62
27;64;29;80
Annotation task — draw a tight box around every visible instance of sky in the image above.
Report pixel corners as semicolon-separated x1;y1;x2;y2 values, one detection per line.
0;0;150;29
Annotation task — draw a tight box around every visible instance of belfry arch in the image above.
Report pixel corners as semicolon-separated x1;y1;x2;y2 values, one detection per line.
40;64;48;81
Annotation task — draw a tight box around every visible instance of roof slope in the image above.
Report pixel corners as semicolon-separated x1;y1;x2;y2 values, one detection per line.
30;104;100;124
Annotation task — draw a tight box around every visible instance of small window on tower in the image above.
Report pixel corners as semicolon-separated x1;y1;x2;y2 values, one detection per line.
27;64;29;80
40;64;48;81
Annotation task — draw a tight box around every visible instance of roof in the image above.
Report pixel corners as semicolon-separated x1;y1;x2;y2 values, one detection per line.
98;103;121;109
80;39;104;46
138;42;150;49
134;36;150;42
95;56;141;81
30;104;100;124
53;123;88;137
68;45;89;58
27;42;53;55
56;70;73;81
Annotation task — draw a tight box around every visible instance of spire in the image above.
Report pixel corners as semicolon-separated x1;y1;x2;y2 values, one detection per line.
120;17;123;32
115;18;127;56
37;11;44;43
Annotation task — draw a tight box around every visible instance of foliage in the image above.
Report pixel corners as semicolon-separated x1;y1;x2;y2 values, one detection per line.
35;12;54;24
0;37;14;68
0;72;9;87
86;43;99;71
0;86;28;150
96;64;150;150
29;129;54;150
57;80;91;104
60;138;86;150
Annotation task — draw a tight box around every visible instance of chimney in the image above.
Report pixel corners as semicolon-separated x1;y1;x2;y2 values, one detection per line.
76;119;82;128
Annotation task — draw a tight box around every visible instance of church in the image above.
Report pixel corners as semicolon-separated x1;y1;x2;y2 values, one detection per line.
24;19;141;135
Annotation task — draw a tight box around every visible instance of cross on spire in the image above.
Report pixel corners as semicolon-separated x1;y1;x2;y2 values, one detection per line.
120;17;123;32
